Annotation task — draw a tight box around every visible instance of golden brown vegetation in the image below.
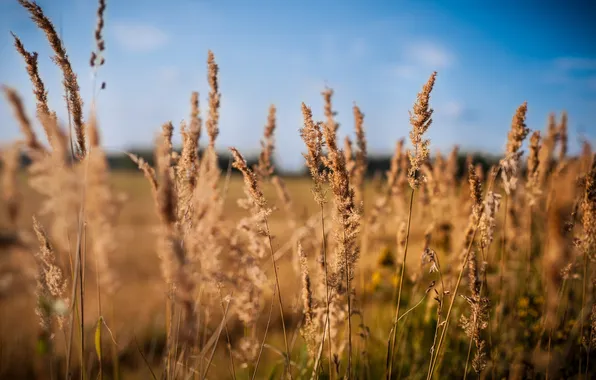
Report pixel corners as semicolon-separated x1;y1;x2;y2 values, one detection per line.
1;1;595;379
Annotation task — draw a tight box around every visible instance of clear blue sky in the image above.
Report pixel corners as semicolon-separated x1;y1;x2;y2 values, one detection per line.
1;0;595;170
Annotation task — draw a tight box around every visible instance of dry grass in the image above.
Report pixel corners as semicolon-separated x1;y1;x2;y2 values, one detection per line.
1;1;596;379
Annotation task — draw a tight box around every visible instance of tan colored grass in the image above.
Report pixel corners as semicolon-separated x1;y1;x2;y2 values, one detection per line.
2;86;43;152
352;104;367;205
10;33;62;149
3;3;596;379
206;51;220;147
32;216;68;331
85;113;119;295
1;144;22;228
407;72;437;189
255;105;276;180
526;131;542;206
18;0;86;157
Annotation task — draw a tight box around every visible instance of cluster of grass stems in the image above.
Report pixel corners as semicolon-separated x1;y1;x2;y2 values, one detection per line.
1;1;596;379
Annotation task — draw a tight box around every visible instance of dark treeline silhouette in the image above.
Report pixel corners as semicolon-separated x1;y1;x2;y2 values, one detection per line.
10;147;572;184
101;149;504;179
7;147;503;180
365;152;501;180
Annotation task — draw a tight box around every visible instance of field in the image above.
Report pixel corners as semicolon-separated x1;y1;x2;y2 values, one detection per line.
1;1;596;379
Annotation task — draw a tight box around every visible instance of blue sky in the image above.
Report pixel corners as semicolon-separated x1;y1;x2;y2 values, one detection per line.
1;0;595;171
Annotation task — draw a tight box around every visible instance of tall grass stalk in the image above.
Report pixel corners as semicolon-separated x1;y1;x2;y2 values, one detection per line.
498;195;508;326
387;188;414;379
543;276;568;380
164;287;173;378
109;303;119;380
432;185;500;379
64;202;87;380
252;286;276;380
311;203;333;379
526;207;533;276
344;226;353;379
426;226;479;380
202;296;231;380
264;218;293;379
428;169;500;379
463;255;486;380
480;248;495;377
216;287;237;380
93;253;103;380
579;254;589;376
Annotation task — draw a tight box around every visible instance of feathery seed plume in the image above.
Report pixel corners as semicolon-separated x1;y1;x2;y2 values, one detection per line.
352;104;367;204
90;0;106;68
407;72;437;189
18;0;86;157
206;51;220;147
2;86;43;152
255;105;276;180
500;102;529;194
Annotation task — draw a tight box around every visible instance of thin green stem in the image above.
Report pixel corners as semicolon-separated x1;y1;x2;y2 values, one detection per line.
387;188;415;380
427;304;442;379
427;218;482;380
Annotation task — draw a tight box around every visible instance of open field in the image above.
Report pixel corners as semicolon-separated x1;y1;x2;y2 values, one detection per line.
0;172;437;379
1;1;596;379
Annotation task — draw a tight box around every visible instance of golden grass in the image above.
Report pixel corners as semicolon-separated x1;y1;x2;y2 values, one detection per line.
1;1;596;379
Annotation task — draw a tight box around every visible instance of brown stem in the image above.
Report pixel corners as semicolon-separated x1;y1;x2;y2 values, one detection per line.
264;219;293;379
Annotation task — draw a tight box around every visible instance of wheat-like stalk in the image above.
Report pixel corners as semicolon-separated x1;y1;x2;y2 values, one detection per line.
2;86;44;152
18;0;86;157
90;0;106;68
407;72;437;189
85;113;119;295
389;72;437;380
229;147;293;378
10;33;63;149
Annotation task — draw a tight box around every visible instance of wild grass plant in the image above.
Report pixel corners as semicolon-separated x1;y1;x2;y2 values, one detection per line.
1;1;596;379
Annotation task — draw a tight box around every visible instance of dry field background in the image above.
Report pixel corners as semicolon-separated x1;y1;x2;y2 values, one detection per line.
1;1;596;379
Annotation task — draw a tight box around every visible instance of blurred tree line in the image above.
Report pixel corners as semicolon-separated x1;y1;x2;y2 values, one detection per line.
8;147;502;181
